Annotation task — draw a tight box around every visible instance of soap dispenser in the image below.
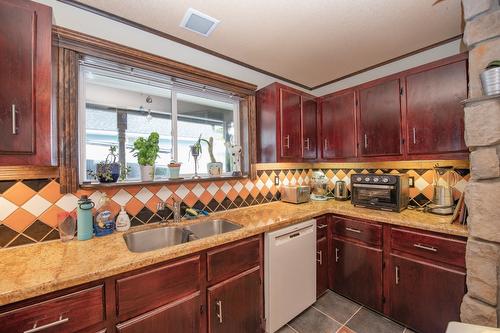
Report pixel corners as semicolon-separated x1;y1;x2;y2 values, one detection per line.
116;206;131;232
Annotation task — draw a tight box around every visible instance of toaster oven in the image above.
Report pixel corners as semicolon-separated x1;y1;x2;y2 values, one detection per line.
351;173;409;212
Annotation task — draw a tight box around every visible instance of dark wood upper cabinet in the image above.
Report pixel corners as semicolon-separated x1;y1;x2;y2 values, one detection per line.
405;56;468;157
302;96;318;159
320;90;357;159
0;0;52;166
358;78;403;157
280;89;302;159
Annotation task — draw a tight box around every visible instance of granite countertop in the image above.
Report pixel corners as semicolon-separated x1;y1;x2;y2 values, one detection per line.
0;200;468;307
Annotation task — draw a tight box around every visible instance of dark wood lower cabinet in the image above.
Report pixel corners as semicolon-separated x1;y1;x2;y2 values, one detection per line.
208;267;262;333
388;254;466;333
330;237;383;312
316;236;329;297
116;292;201;333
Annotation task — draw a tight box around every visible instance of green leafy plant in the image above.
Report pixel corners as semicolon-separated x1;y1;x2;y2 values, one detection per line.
87;146;122;183
131;132;160;166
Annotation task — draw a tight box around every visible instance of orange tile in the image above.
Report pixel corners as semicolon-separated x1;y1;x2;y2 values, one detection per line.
39;205;65;228
226;188;238;201
337;326;355;333
107;200;121;218
3;208;36;233
38;181;63;203
101;188;120;198
147;184;163;195
183;182;197;190
422;170;435;184
260;186;270;196
124;186;142;196
3;182;36;206
126;197;144;216
422;185;434;201
145;195;162;213
74;189;95;198
214;190;226;203
269;186;277;195
199;191;214;205
239;187;250;199
260;172;269;183
409;187;420;198
183;192;198;207
250;186;260;198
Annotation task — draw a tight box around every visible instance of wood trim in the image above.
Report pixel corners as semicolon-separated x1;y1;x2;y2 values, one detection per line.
52;26;257;96
0;166;59;180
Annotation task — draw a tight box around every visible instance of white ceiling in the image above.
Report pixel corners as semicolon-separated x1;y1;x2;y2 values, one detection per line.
73;0;464;88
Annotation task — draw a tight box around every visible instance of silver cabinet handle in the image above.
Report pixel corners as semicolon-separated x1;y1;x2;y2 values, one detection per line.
345;227;361;234
216;300;223;324
317;250;323;265
12;104;17;135
413;243;437;252
304;138;310;151
364;134;368;149
412;127;416;144
395;266;400;285
317;224;328;229
324;138;328;150
24;315;69;333
335;248;340;262
284;135;290;149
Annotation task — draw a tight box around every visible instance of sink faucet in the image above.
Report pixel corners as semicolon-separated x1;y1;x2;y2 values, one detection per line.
157;197;182;224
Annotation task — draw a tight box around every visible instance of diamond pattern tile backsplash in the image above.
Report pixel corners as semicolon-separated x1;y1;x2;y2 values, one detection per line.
0;167;470;248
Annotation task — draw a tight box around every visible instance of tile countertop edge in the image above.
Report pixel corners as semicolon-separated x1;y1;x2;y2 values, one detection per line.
0;200;468;307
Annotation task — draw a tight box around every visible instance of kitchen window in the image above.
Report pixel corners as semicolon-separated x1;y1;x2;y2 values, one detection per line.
78;57;240;183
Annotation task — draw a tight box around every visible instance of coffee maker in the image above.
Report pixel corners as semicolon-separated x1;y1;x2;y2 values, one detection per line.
426;165;457;215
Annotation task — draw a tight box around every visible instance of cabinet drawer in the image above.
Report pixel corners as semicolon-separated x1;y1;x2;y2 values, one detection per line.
391;227;466;268
316;215;329;239
332;216;382;247
116;255;200;321
0;285;104;333
207;236;261;284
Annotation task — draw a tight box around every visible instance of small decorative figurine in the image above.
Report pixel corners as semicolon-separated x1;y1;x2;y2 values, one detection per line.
225;142;242;177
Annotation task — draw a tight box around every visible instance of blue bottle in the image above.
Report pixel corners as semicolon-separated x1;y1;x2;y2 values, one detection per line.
77;195;95;240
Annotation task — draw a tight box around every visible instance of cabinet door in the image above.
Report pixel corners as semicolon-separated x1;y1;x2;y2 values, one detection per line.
321;90;357;159
302;97;317;159
406;60;468;155
389;254;465;333
316;237;329;297
208;267;262;333
116;292;201;333
330;238;383;311
0;0;51;164
280;89;302;160
358;79;402;157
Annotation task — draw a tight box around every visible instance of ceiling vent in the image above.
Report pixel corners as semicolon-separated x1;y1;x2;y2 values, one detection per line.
180;8;219;37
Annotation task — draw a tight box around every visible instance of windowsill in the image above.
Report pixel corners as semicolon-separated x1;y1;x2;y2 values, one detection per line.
80;174;248;188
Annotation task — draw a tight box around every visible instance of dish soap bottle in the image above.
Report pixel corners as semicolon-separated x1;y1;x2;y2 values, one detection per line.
77;195;95;241
94;193;115;237
116;206;130;232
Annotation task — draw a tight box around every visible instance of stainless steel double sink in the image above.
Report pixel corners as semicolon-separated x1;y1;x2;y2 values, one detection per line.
123;219;242;253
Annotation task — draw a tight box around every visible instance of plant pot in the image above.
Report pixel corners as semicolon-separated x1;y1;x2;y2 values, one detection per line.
481;66;500;96
140;165;155;182
207;162;223;176
96;163;120;183
168;166;181;179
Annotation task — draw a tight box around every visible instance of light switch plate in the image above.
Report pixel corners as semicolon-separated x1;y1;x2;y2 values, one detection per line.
274;176;279;185
408;176;415;188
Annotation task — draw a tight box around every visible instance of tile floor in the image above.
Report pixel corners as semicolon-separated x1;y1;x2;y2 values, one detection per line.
277;291;415;333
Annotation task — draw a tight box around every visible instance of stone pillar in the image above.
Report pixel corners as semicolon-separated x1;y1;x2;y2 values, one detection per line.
461;0;500;327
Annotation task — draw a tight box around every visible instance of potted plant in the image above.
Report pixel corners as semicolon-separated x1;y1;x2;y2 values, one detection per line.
131;132;160;181
168;160;182;179
200;137;222;176
87;146;121;183
190;136;203;179
481;60;500;96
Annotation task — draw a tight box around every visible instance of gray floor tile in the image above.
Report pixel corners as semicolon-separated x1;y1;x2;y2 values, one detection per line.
346;307;404;333
314;291;361;324
276;324;297;333
289;307;342;333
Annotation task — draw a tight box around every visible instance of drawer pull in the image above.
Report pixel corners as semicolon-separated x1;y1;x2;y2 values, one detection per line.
304;138;310;151
12;104;17;135
335;248;340;262
24;315;69;333
324;138;328;150
317;250;323;265
413;243;437;252
317;224;328;229
345;227;361;234
284;135;290;149
395;266;400;285
216;300;223;324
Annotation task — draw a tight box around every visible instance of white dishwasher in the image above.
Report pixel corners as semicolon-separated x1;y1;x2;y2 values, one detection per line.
265;219;316;333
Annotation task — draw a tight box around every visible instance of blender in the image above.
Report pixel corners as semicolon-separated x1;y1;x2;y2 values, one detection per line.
427;165;458;215
310;171;329;201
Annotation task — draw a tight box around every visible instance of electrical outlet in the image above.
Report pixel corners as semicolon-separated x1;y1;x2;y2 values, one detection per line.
274;176;280;185
408;176;415;188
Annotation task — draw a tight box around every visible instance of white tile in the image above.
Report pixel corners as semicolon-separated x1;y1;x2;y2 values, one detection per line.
265;178;274;189
21;194;51;217
233;181;243;192
255;179;264;190
290;178;297;185
245;181;254;191
298;176;304;185
135;187;153;204
55;194;79;212
191;184;206;197
282;178;290;186
175;185;190;199
0;197;18;221
221;182;232;194
89;191;105;209
112;189;133;206
206;183;219;196
454;179;467;193
156;186;172;201
414;177;429;191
